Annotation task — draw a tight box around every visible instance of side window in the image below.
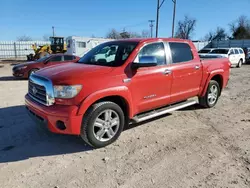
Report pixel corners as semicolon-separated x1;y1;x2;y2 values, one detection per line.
49;56;62;62
64;55;74;61
239;49;244;54
234;49;239;54
169;42;193;64
229;49;234;54
77;42;86;48
135;43;166;65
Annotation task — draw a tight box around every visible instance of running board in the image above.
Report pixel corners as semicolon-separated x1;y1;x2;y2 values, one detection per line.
132;100;197;123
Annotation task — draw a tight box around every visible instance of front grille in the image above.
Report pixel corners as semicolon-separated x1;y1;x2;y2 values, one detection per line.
28;81;47;104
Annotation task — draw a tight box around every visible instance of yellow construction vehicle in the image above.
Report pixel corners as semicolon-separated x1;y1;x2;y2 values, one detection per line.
27;36;67;61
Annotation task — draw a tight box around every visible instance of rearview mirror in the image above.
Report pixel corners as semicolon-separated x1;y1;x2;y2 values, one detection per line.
131;56;158;69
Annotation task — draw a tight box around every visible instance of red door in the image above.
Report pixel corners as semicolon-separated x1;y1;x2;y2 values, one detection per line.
128;42;172;114
168;42;202;103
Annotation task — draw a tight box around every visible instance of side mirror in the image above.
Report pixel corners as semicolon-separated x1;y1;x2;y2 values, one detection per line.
131;56;158;69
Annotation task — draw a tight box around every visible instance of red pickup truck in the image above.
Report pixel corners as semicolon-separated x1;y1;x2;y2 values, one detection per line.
25;38;230;148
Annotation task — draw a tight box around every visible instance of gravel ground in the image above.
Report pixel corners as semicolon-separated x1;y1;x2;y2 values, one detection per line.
0;64;250;188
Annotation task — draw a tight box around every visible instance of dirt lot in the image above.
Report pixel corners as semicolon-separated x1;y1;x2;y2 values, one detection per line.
0;63;250;188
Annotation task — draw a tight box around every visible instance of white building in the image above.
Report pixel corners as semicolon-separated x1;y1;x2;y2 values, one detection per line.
65;36;113;57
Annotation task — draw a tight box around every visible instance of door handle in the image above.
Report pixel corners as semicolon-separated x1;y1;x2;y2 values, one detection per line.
163;69;172;75
195;65;200;70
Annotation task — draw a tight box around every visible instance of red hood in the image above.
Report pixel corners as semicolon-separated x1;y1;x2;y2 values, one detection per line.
35;63;113;84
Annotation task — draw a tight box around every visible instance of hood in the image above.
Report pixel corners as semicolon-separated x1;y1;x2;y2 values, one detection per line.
14;61;38;68
35;63;113;84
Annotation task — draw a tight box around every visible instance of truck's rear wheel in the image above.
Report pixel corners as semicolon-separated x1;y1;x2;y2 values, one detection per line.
199;80;220;108
81;101;125;148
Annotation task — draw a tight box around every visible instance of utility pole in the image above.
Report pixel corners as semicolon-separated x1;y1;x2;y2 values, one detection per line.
156;0;165;38
52;26;55;37
171;0;177;38
148;20;155;38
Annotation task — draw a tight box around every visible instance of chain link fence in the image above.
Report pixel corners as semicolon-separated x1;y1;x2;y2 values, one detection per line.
0;41;49;60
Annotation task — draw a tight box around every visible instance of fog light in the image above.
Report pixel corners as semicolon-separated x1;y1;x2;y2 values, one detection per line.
56;120;66;130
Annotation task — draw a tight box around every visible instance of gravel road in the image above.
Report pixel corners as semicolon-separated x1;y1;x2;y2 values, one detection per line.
0;63;250;188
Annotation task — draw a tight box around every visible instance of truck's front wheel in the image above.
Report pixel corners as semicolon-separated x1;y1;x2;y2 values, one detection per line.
81;101;125;148
199;80;220;108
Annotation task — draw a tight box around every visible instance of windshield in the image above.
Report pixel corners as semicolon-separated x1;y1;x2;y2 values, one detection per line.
78;41;138;67
210;49;229;54
35;55;51;62
198;49;211;53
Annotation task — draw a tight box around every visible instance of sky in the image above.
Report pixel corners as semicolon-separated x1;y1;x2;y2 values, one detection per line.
0;0;250;41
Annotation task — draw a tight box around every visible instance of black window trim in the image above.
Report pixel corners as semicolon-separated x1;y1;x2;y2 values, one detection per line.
133;41;169;66
167;42;194;65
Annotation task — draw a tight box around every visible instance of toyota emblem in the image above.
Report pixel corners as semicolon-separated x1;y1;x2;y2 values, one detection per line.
32;86;37;95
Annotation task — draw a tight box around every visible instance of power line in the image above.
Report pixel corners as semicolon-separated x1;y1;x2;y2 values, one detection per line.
148;20;155;38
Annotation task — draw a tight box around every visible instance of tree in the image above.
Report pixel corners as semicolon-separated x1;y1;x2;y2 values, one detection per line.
43;34;50;41
106;29;121;39
175;16;196;39
229;15;250;39
106;28;146;39
204;27;228;41
141;30;150;38
17;35;32;41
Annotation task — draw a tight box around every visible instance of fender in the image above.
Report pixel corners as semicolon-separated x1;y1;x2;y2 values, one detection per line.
201;69;224;97
77;86;134;118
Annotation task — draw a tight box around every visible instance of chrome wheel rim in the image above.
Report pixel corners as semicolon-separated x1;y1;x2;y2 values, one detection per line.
208;85;218;105
93;109;120;142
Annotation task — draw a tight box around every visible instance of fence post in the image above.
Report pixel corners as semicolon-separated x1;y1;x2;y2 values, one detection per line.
14;42;17;59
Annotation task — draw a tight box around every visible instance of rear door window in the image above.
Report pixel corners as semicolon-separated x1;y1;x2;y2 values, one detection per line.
64;55;74;61
169;42;193;63
49;56;63;62
234;49;239;54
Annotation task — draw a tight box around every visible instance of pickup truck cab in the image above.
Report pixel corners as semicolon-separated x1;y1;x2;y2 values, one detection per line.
12;54;80;78
25;38;230;148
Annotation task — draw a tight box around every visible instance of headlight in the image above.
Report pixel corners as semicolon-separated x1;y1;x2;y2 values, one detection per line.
53;85;82;98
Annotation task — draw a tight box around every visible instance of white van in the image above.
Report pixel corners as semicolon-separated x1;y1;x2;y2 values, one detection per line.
65;36;113;57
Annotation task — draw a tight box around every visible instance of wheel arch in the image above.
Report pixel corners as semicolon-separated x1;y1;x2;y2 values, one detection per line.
77;86;134;119
201;71;224;97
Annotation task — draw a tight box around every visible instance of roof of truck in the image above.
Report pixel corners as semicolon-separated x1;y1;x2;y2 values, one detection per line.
115;38;191;43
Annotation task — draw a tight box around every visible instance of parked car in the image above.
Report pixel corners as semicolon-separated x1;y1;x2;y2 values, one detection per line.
25;38;230;148
209;48;245;68
243;47;250;63
12;54;80;78
198;48;215;56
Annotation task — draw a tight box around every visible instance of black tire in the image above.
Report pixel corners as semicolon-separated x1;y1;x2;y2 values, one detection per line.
199;80;220;108
28;69;38;78
237;59;243;68
81;101;125;148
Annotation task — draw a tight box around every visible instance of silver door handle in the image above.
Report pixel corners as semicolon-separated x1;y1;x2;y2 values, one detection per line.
195;65;200;70
163;69;172;75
